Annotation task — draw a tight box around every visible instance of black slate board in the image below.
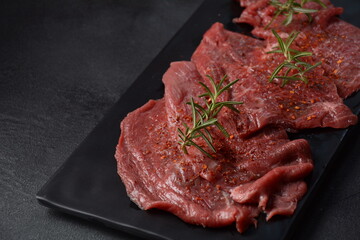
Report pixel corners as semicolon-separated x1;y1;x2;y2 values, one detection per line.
36;0;360;239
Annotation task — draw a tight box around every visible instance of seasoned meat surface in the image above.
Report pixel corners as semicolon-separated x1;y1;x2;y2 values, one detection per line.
116;62;314;232
192;23;357;136
116;0;359;233
234;0;360;98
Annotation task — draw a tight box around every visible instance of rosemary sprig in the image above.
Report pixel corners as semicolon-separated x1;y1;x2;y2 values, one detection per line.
177;75;243;158
265;0;327;29
267;29;321;87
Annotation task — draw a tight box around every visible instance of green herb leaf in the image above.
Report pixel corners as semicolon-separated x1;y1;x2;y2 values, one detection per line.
292;7;318;13
265;0;327;29
178;75;242;158
267;30;322;87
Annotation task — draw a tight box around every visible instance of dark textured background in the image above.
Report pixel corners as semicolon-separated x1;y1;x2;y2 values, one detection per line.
0;0;359;239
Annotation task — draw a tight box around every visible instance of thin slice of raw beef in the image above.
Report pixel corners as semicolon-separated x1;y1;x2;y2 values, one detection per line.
116;99;260;233
234;0;360;98
191;23;357;136
234;0;336;35
115;61;314;232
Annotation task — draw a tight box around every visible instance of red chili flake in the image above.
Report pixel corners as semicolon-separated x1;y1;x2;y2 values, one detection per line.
306;115;317;120
294;106;300;110
229;135;234;139
184;115;192;121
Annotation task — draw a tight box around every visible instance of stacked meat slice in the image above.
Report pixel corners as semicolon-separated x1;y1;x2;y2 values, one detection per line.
192;23;357;136
234;0;360;98
117;62;314;232
116;0;359;233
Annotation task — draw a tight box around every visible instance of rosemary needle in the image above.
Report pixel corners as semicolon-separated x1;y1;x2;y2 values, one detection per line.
265;0;327;29
177;75;243;158
267;29;322;87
